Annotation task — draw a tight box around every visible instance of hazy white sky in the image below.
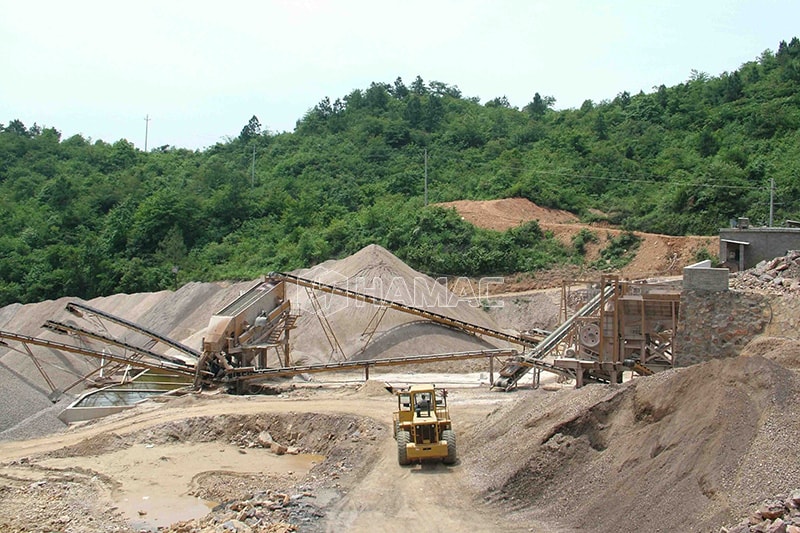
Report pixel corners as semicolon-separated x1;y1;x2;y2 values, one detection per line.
2;0;798;150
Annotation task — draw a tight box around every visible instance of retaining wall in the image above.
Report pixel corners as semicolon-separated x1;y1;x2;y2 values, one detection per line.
763;294;800;339
675;290;772;366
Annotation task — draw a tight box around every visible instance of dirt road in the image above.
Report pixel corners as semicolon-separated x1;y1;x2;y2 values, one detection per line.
322;389;553;533
0;380;557;532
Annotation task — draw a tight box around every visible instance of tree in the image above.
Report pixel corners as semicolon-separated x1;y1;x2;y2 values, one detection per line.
423;96;444;131
613;91;631;108
524;93;555;117
722;72;743;102
485;96;512;108
697;126;719;157
239;115;262;142
364;82;390;111
411;75;427;95
404;96;423;128
392;77;409;99
429;81;462;98
5;119;30;137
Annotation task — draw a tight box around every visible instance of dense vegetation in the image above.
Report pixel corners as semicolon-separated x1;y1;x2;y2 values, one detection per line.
2;38;799;306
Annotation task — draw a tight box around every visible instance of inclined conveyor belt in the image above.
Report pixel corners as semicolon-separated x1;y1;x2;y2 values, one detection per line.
0;329;200;377
218;280;276;316
43;320;196;370
65;302;200;359
492;285;614;390
269;272;537;348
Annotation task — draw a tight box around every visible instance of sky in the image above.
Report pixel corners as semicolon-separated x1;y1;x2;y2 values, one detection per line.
1;0;798;151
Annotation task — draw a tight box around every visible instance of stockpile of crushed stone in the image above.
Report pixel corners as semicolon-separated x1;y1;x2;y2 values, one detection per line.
731;250;800;294
288;244;511;364
462;350;800;532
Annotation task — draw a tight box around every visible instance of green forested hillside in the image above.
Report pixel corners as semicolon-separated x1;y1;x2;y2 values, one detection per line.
2;38;799;306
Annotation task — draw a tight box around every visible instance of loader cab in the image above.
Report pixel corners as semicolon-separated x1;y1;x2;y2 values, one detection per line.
414;391;432;417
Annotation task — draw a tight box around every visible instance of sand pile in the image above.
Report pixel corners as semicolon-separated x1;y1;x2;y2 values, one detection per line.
741;336;800;369
464;353;800;532
288;244;510;363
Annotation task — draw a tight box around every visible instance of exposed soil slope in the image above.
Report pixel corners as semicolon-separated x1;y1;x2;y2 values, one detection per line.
437;198;719;279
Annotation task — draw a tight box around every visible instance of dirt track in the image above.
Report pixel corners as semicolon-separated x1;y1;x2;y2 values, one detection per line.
0;380;556;532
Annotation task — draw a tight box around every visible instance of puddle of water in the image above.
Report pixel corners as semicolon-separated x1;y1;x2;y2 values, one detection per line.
119;494;215;532
38;442;325;530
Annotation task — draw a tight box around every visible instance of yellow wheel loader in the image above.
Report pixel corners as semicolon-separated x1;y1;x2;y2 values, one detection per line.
393;384;456;465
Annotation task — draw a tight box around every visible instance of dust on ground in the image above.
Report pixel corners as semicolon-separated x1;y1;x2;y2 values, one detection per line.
0;380;545;533
3;348;800;532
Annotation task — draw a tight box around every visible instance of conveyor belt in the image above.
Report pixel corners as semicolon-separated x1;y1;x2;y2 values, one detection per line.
269;272;536;348
43;320;196;370
218;280;277;316
224;348;520;382
492;285;614;390
66;302;200;359
0;329;200;377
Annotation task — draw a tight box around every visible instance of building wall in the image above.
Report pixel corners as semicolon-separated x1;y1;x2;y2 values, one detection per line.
719;228;800;270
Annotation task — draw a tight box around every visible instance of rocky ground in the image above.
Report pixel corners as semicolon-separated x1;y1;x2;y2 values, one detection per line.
722;490;800;533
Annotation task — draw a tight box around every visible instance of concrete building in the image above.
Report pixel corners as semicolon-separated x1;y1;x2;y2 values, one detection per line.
719;218;800;271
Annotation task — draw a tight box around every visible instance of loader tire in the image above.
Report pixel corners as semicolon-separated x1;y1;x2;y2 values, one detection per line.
442;429;457;465
397;431;411;466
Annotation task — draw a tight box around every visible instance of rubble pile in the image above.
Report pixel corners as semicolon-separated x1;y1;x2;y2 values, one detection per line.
722;489;800;533
731;251;800;294
163;490;314;533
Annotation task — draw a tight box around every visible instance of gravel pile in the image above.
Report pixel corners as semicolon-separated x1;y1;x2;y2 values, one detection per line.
722;490;800;532
462;351;800;532
731;250;800;294
0;244;504;442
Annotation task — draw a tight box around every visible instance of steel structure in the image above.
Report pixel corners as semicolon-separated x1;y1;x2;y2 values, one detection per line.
492;276;680;390
267;272;544;348
0;272;682;410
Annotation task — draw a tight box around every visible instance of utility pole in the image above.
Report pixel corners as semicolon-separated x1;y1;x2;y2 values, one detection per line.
769;177;775;227
251;144;256;187
424;149;428;206
144;114;150;152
